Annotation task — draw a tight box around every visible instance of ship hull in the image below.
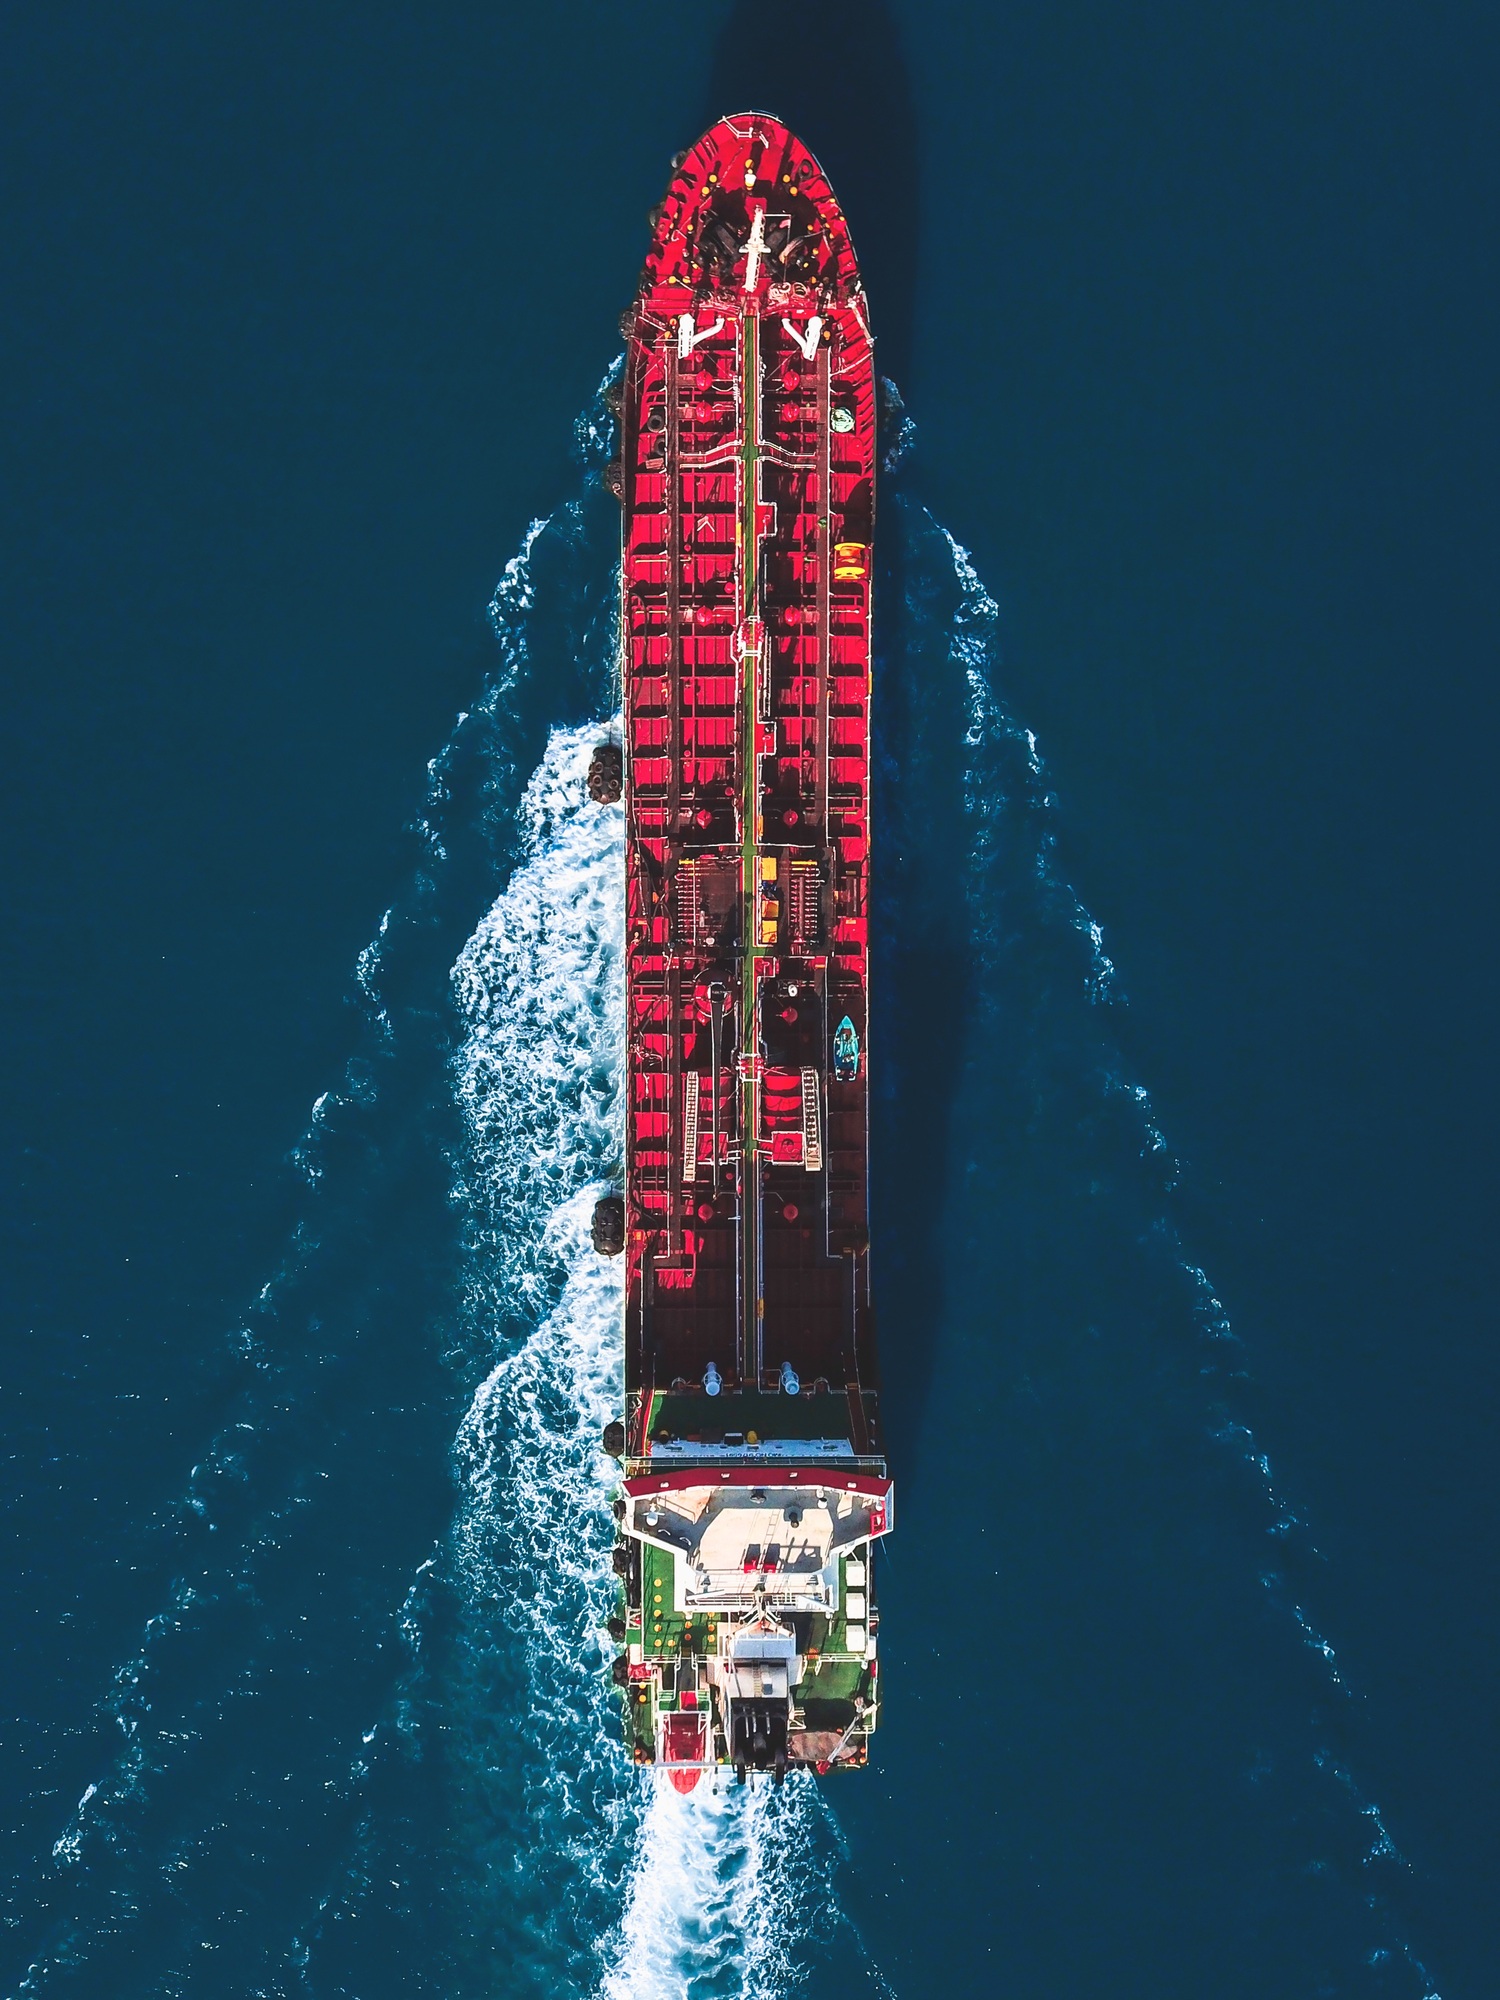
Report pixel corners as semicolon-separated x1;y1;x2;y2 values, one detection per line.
609;114;888;1783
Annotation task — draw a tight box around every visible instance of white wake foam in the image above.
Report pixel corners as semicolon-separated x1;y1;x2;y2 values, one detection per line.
600;1779;834;2000
433;718;632;1990
452;720;625;1321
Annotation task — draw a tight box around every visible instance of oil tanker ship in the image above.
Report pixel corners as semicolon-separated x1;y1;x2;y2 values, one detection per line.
596;113;891;1789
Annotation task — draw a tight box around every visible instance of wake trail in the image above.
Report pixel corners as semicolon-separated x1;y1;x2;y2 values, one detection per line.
599;1780;845;2000
5;357;1438;2000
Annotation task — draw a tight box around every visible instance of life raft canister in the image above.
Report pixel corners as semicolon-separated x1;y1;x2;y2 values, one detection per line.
833;1016;860;1082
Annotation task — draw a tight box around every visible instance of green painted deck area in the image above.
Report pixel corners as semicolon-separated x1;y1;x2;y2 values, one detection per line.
798;1655;868;1703
642;1540;722;1663
647;1388;855;1446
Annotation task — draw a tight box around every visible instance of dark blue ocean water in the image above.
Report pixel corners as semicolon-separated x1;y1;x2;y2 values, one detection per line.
4;6;1496;1996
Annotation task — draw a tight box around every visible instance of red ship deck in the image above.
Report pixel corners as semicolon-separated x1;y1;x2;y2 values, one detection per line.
609;114;887;1781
